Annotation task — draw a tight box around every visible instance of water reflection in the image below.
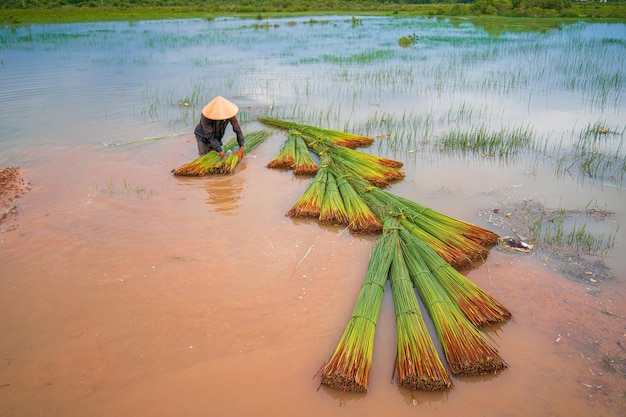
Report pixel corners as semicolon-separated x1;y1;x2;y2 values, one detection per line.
203;172;245;214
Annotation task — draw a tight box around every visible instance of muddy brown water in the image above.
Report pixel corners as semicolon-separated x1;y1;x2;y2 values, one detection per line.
1;136;624;417
1;16;625;417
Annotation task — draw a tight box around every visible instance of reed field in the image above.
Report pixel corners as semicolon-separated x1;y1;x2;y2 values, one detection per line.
0;12;625;417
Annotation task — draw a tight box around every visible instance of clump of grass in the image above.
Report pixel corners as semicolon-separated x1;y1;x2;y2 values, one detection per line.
438;124;537;158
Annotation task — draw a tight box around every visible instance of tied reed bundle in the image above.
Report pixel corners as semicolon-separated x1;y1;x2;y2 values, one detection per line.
298;133;404;188
384;192;499;247
319;169;349;226
347;177;495;269
286;163;328;218
386;217;452;391
399;225;508;375
266;133;296;169
317;223;394;392
172;138;237;176
334;173;382;235
292;133;318;176
400;226;511;327
258;116;374;149
172;130;270;176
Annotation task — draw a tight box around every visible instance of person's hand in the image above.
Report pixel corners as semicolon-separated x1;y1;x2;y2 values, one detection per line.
219;151;227;158
235;146;244;159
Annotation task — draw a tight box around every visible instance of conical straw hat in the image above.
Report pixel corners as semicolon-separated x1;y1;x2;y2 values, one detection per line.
201;96;239;120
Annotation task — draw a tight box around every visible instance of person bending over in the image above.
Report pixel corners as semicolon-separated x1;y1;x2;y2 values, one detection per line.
194;96;244;159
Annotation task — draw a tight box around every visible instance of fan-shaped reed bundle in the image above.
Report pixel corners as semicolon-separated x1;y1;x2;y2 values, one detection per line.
266;133;296;169
386;218;452;391
292;133;318;175
399;225;508;375
319;170;349;226
346;178;495;269
317;228;394;392
286;164;328;218
334;172;382;235
400;226;511;327
258;116;374;149
296;133;404;188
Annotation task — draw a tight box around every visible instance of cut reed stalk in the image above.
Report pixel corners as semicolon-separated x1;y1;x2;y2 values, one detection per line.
293;133;319;176
399;225;508;376
386;217;452;391
399;226;511;327
318;229;394;392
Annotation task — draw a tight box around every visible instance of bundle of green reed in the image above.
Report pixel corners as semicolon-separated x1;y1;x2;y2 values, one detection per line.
266;133;296;169
386;217;452;391
296;133;404;188
258;116;374;149
319;169;349;226
385;192;499;247
317;221;394;392
292;133;318;176
400;225;511;327
346;177;495;269
172;138;237;176
172;130;270;176
398;225;508;375
286;163;328;218
333;172;382;234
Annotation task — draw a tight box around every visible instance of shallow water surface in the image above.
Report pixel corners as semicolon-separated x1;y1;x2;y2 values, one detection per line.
0;16;625;417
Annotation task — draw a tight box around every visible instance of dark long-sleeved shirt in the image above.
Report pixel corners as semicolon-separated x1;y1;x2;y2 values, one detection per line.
194;114;244;153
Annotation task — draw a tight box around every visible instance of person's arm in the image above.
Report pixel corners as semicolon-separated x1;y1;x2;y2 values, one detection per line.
230;116;245;158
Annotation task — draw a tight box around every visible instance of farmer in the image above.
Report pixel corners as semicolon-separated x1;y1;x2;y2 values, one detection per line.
194;96;245;159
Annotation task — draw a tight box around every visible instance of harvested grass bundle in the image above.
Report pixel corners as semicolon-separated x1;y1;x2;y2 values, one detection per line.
258;116;374;149
382;191;499;247
334;173;382;235
298;134;404;188
328;144;403;169
206;153;240;175
266;133;296;169
347;178;495;268
400;226;511;327
286;164;327;218
386;218;452;391
172;138;237;176
292;133;318;176
399;225;508;375
317;223;394;392
172;130;270;176
319;170;349;226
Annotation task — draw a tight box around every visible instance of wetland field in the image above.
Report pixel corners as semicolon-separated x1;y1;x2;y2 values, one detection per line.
0;15;625;417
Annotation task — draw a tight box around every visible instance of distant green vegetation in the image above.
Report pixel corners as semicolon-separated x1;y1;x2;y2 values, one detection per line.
1;1;625;25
